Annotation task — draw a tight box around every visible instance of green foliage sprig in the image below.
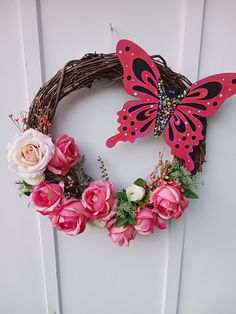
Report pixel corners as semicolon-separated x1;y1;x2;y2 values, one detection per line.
45;155;93;199
115;189;137;227
97;156;109;181
148;156;200;199
16;180;33;197
114;178;152;227
168;160;198;190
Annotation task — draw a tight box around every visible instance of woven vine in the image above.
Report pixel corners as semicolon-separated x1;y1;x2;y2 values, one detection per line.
26;52;206;174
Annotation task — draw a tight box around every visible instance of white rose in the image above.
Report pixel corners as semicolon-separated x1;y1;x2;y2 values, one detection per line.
126;184;146;202
7;128;54;180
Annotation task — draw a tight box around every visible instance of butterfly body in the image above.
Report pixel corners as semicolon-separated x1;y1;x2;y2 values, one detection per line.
106;39;236;172
154;80;189;136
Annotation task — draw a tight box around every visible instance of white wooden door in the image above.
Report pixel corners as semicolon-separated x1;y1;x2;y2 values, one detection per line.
1;1;236;314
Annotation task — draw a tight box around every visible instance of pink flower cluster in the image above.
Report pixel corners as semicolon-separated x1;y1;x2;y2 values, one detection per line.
27;133;189;246
30;179;116;236
107;182;189;246
30;177;189;246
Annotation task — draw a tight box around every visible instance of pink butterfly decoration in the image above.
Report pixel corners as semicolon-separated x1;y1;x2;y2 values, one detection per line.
106;39;236;172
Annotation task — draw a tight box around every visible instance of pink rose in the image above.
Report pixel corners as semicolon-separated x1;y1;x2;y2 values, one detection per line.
155;215;167;230
150;182;189;219
134;207;157;235
50;198;88;236
82;180;116;219
48;135;80;176
108;224;137;246
30;181;64;215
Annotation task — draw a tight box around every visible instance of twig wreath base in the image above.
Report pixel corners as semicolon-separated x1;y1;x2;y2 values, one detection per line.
7;50;205;246
26;52;207;172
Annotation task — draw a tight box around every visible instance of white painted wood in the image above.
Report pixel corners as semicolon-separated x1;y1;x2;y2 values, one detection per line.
177;0;206;82
178;1;236;313
162;217;186;314
0;1;46;313
17;1;61;313
162;1;206;314
2;1;236;314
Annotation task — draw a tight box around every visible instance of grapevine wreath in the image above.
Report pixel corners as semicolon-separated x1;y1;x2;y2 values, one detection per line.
7;39;236;246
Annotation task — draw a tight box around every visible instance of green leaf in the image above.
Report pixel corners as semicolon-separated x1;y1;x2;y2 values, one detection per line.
183;189;199;199
115;216;128;227
17;180;33;197
134;178;147;188
22;180;33;188
24;191;32;197
97;156;109;181
136;189;151;206
127;216;136;225
116;189;128;202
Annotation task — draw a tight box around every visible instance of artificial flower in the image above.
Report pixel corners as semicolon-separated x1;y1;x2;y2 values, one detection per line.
150;182;189;219
108;223;137;246
134;206;157;235
7;128;54;180
89;209;116;228
82;180;116;219
30;181;64;215
126;184;145;202
24;173;45;185
50;198;88;236
48;134;80;176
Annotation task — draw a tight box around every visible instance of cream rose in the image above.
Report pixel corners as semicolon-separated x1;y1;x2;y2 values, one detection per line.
7;128;54;181
126;184;145;202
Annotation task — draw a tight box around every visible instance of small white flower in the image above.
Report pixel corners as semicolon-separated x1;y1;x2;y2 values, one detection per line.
7;128;54;180
89;219;106;228
23;173;45;186
126;184;145;202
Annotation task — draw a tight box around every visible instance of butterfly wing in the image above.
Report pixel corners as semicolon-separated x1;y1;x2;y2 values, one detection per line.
106;39;160;148
164;73;236;171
